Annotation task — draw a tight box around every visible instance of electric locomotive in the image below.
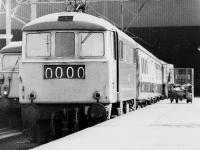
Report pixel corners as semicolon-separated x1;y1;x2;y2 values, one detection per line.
20;12;138;142
0;41;22;128
19;11;174;142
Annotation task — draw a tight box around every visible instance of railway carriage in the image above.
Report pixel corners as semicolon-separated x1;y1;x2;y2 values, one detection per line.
0;41;22;128
20;12;138;142
135;45;164;106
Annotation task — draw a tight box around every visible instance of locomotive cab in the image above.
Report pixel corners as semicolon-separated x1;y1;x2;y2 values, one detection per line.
0;41;22;128
21;27;113;104
20;12;127;142
20;11;139;142
18;11;173;143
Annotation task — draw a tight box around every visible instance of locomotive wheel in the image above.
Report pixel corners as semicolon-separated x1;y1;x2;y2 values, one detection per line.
32;120;50;143
23;104;40;124
9;108;22;129
0;97;11;110
0;98;11;127
88;103;107;126
22;104;40;143
50;110;69;140
50;109;80;140
187;99;192;104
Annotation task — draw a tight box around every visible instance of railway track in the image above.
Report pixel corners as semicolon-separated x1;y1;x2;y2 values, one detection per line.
0;128;39;150
0;128;22;141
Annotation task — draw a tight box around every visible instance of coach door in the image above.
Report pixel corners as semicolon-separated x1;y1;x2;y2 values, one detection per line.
113;32;119;102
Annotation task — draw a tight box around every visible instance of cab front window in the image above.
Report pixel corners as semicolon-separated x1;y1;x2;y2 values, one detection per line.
55;32;75;57
2;55;20;70
80;32;104;57
26;33;50;57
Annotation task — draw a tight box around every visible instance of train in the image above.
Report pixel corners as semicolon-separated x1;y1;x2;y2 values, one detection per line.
135;46;174;107
0;41;22;128
18;12;174;142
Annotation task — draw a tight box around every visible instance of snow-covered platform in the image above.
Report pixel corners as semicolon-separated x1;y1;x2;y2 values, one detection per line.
33;98;200;150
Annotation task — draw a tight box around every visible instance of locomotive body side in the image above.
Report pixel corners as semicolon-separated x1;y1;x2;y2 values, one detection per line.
117;33;137;110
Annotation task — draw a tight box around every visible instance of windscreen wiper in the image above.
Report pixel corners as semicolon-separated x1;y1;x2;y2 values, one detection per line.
81;33;92;44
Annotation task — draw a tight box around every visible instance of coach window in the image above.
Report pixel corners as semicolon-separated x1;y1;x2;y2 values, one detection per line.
55;32;75;57
2;55;20;70
26;33;50;57
127;47;133;64
80;32;104;56
141;58;144;74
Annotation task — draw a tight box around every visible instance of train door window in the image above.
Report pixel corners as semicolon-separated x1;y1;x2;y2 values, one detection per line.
143;59;146;74
130;48;134;64
125;46;133;64
113;32;117;60
110;32;114;59
140;58;142;73
80;32;104;56
2;54;20;70
26;33;50;57
141;58;148;74
145;60;148;74
124;44;128;63
141;58;144;74
119;41;123;60
55;32;75;57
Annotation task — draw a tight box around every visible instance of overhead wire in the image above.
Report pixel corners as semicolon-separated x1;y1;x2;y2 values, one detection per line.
83;0;152;47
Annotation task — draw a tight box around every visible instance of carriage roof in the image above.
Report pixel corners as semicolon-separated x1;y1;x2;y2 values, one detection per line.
136;43;163;65
0;41;22;53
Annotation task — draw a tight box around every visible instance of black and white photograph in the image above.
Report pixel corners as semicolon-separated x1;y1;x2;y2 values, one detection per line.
0;0;199;149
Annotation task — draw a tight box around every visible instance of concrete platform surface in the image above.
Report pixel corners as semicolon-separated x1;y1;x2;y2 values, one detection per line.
33;98;200;150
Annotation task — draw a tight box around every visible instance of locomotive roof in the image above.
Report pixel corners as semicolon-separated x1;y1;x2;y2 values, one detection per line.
0;41;22;53
23;12;135;45
22;12;164;64
23;12;118;32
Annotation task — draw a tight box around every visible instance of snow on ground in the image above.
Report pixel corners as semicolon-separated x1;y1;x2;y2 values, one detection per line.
33;98;200;150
